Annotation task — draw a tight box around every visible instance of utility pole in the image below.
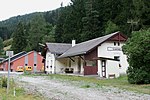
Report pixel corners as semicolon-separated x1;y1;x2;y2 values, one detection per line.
127;19;139;32
6;51;13;94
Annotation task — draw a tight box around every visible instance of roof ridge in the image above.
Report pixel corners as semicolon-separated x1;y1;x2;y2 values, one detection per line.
75;31;119;46
46;43;71;45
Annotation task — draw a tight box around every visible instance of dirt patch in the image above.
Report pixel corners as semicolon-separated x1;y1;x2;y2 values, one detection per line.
16;76;150;100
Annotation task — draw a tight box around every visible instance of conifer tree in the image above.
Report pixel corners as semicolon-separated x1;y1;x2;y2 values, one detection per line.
11;22;27;54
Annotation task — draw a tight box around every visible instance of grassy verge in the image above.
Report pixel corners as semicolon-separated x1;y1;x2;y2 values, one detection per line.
0;77;43;100
45;74;150;94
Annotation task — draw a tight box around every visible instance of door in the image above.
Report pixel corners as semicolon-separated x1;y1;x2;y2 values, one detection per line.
101;60;106;78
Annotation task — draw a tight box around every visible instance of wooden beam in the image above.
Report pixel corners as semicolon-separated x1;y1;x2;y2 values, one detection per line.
69;57;75;62
79;56;87;66
79;56;84;60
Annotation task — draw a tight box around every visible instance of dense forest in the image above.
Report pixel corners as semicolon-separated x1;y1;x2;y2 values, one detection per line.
0;0;149;54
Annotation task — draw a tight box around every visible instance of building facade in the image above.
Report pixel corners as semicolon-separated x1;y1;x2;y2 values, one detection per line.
0;51;44;72
43;32;128;78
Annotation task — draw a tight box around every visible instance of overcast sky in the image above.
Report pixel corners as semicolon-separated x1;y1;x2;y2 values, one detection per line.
0;0;71;21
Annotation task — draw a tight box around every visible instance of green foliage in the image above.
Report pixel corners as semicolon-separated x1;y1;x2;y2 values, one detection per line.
0;76;7;88
3;38;13;47
42;24;55;43
55;0;86;43
123;29;150;84
26;14;47;51
81;84;91;88
0;0;150;45
11;22;27;54
0;37;4;55
105;20;119;34
0;77;44;100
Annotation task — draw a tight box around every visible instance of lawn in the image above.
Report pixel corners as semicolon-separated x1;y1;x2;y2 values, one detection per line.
45;74;150;94
0;77;44;100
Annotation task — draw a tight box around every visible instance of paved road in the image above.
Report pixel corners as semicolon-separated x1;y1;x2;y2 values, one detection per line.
16;76;150;100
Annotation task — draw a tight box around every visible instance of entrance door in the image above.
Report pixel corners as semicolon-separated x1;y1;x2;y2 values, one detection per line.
101;60;106;78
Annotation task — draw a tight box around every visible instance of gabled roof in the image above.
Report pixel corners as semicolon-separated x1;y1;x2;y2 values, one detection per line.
59;31;125;58
46;43;72;54
2;51;27;63
1;51;42;64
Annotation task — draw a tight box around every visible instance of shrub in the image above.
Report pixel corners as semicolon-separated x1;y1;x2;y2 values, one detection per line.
1;76;7;88
123;29;150;84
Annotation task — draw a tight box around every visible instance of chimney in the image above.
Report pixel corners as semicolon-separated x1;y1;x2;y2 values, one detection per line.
72;40;76;47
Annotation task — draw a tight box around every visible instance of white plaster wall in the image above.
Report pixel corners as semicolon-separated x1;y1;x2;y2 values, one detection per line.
98;60;120;78
97;60;102;76
71;57;78;73
45;51;55;74
55;58;68;73
80;58;84;74
106;60;120;78
97;41;128;75
70;56;84;74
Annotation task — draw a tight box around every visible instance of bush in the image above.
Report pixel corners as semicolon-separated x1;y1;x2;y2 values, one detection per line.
1;76;7;88
127;67;150;84
123;29;150;84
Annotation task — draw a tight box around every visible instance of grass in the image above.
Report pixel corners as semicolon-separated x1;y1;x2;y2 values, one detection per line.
45;74;150;94
0;77;44;100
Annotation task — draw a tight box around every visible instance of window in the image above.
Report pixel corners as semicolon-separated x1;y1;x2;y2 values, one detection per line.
47;66;48;68
118;42;120;46
34;64;36;66
25;64;27;66
114;56;120;61
119;64;121;68
92;61;97;66
114;42;116;46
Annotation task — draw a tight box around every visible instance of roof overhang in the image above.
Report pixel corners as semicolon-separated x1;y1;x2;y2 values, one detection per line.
93;57;119;61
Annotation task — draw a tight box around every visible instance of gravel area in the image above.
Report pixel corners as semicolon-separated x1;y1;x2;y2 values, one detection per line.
16;76;150;100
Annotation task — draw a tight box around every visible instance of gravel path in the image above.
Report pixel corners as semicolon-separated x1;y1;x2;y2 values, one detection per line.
16;76;150;100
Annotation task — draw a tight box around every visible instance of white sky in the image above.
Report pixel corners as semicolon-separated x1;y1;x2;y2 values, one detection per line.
0;0;71;21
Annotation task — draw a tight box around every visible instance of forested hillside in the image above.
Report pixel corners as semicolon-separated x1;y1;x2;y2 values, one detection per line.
0;0;149;54
55;0;150;43
0;10;59;40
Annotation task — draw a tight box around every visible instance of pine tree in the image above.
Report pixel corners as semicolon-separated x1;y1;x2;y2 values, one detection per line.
26;14;47;51
11;22;27;54
55;0;86;43
81;0;100;41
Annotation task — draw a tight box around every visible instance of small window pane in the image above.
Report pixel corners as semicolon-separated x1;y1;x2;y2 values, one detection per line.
118;42;120;46
114;42;116;46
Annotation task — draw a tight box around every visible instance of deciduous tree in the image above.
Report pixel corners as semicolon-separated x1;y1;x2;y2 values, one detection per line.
123;29;150;84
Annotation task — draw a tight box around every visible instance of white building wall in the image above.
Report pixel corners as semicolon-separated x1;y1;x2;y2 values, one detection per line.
80;58;84;74
71;57;78;73
45;51;55;74
55;58;68;73
106;60;120;78
98;41;129;77
69;56;84;74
